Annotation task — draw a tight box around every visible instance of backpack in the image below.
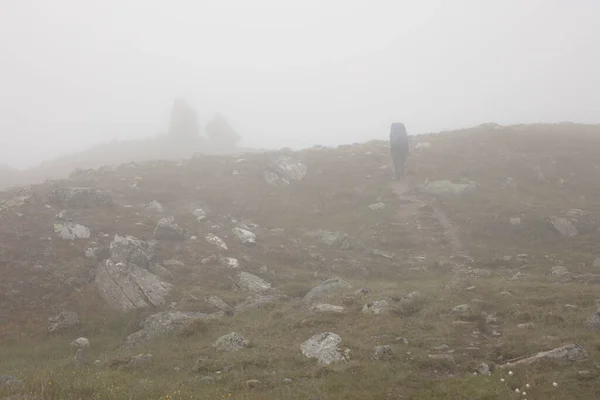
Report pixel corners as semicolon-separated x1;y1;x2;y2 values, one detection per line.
390;123;408;143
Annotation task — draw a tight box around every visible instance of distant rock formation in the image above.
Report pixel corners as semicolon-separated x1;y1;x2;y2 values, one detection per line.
168;98;199;141
206;113;240;149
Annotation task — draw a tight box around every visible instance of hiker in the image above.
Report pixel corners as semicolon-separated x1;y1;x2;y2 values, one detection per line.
389;122;409;179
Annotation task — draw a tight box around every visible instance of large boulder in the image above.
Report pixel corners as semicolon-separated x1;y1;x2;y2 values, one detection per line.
54;222;90;240
125;311;222;347
232;227;256;245
550;216;579;237
213;332;254;352
48;311;80;333
47;187;113;209
301;332;347;365
264;155;307;186
95;260;173;312
109;235;156;268
168;98;199;141
237;272;272;293
304;277;352;303
205;113;240;149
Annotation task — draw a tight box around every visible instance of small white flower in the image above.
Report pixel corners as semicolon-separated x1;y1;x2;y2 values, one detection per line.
515;388;520;393
473;372;478;376
508;371;514;376
553;382;558;387
522;392;527;396
501;378;505;383
525;384;531;389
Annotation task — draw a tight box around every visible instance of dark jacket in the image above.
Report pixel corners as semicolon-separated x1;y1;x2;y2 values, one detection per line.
390;123;409;155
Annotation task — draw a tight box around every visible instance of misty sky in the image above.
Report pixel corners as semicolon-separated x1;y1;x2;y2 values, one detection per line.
1;0;599;168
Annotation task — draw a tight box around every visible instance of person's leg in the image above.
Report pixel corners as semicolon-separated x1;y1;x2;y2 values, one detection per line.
391;145;401;179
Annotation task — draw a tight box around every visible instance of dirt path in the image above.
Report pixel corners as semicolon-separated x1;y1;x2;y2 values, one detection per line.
389;180;472;265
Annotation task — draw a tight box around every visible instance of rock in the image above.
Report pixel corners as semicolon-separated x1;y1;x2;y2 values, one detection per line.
415;142;431;149
109;234;156;268
312;304;346;314
551;266;572;282
48;311;80;333
205;113;240;148
205;233;228;250
153;217;184;240
125;311;222;347
219;257;240;269
237;272;272;293
146;200;164;213
305;229;353;250
372;249;395;259
264;155;307;186
54;222;90;240
593;258;600;268
566;209;589;218
0;375;22;386
74;348;88;368
418;180;476;195
48;187;113;208
510;272;527;281
550;216;578;237
451;304;472;313
204;296;234;315
362;300;390;315
300;332;346;365
517;323;535;329
304;277;352;303
85;243;100;259
355;288;371;296
392;291;426;316
71;337;90;349
368;202;385;211
585;310;600;329
95;260;173;312
232;227;256;245
475;363;491;376
372;345;393;360
193;208;206;221
577;370;595;380
168;98;199;140
214;332;254;352
502;343;588;367
509;217;521;226
282;378;293;384
516;254;529;264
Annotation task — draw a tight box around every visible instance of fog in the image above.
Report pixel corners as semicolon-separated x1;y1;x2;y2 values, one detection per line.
1;0;599;169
